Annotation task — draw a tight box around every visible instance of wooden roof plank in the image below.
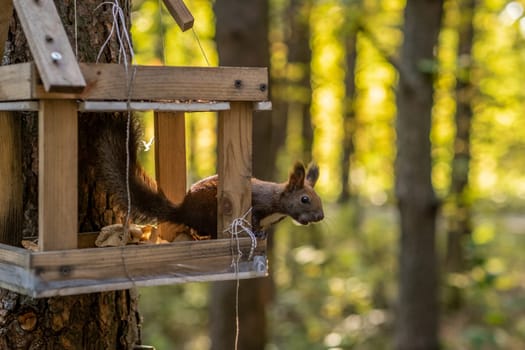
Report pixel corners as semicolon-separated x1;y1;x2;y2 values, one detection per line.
13;0;85;93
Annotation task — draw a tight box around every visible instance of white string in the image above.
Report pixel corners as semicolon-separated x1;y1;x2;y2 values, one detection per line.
95;1;134;68
223;208;257;350
94;0;136;238
94;0;138;288
224;208;257;261
192;27;210;66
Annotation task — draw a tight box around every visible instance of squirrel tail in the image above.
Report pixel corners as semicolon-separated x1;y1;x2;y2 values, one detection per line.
95;115;181;223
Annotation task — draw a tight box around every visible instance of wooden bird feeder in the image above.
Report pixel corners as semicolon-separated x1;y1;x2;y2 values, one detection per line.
0;0;270;297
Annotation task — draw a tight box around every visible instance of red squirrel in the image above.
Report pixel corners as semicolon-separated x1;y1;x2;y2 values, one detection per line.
94;116;324;238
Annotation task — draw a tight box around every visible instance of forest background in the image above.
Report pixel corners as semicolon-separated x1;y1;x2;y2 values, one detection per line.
131;0;525;349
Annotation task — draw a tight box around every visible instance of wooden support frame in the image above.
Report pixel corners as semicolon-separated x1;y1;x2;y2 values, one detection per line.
0;63;268;102
217;102;253;237
0;238;265;298
0;62;270;297
38;100;78;251
154;112;187;241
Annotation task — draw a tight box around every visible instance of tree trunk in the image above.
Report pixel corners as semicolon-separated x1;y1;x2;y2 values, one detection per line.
339;11;359;203
211;1;275;349
445;0;476;310
0;1;141;348
394;1;444;350
286;0;313;162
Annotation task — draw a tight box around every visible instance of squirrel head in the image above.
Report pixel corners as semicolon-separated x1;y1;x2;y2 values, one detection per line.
282;162;324;225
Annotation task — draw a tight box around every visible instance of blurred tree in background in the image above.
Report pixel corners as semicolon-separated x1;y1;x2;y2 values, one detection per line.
131;0;525;349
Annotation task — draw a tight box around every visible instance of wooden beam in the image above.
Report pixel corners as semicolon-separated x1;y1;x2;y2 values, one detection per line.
154;112;187;241
0;242;28;267
0;0;13;59
0;101;39;111
0;238;266;297
0;63;34;100
217;102;253;238
38;100;78;251
79;101;230;112
0;63;269;102
163;0;194;31
13;0;85;93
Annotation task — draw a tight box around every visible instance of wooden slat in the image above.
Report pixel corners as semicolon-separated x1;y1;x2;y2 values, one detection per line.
0;101;39;111
31;238;260;268
0;0;13;58
0;262;35;295
13;0;85;93
32;263;266;298
0;63;269;102
0;242;29;267
37;64;268;101
155;112;187;241
0;63;34;100
80;101;230;112
38;100;78;251
163;0;194;31
217;102;253;238
0;237;267;297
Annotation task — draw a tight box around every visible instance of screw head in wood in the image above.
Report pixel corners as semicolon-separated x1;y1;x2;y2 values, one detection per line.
234;80;242;89
50;51;62;62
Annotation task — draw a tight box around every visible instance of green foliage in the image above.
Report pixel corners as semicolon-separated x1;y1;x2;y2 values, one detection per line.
130;0;525;348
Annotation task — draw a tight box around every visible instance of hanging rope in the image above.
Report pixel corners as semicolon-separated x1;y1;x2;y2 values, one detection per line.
223;208;257;350
95;0;134;68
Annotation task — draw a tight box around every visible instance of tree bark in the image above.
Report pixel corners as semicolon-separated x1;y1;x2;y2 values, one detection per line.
211;1;275;349
394;1;444;350
0;1;140;348
286;0;313;162
339;10;359;203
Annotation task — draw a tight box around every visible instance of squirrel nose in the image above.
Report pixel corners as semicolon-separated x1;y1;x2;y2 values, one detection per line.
316;212;324;222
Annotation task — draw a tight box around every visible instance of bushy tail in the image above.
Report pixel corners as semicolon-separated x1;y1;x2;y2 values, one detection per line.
93;115;181;223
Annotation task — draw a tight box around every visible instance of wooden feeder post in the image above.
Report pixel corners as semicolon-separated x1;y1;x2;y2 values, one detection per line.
217;102;253;237
154;111;187;241
38;100;78;251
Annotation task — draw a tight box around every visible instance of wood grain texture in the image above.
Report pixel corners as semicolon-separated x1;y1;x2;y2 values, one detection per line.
0;63;34;100
0;238;266;298
155;112;187;241
0;243;28;267
0;0;13;58
217;102;253;238
38;100;78;251
0;63;268;101
163;0;194;31
13;0;85;92
0;112;23;246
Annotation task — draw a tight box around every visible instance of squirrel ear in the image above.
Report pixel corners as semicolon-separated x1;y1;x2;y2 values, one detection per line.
305;162;319;188
285;162;306;192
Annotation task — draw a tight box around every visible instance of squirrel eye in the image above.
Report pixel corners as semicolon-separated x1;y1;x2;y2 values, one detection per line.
301;195;310;204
